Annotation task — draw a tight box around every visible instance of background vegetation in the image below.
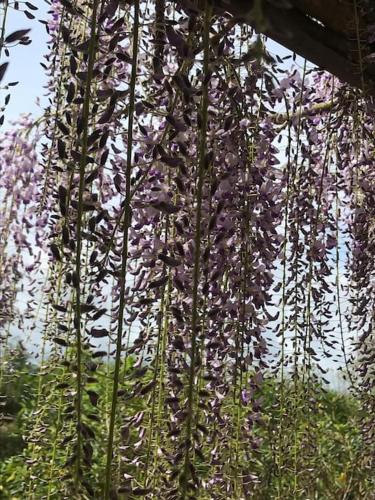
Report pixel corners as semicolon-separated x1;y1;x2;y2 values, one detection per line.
0;347;370;499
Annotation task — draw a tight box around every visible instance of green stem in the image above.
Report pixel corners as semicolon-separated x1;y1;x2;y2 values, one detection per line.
39;9;70;211
276;94;293;499
73;0;100;489
181;4;210;497
291;60;308;496
103;1;139;497
335;159;355;388
0;0;9;60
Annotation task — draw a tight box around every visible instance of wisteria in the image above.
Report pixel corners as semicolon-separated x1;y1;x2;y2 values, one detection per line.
0;1;375;498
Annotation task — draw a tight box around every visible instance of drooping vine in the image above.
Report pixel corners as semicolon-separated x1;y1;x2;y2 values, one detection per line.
1;1;375;499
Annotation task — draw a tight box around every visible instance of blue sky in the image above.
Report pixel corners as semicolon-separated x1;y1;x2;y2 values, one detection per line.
2;2;49;124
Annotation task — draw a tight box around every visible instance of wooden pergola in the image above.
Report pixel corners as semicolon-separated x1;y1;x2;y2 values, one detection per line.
201;0;375;94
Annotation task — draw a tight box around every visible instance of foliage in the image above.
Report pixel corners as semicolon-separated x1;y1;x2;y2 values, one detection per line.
0;344;37;462
0;0;374;498
0;356;368;499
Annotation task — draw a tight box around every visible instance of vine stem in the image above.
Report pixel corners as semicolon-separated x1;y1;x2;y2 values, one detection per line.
289;59;307;498
300;76;335;495
181;3;210;497
39;8;70;212
144;215;171;487
0;0;9;60
103;1;140;497
276;87;293;499
46;304;74;499
334;158;355;388
73;0;100;490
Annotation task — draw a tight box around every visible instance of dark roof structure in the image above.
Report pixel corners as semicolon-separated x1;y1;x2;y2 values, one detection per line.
205;0;375;94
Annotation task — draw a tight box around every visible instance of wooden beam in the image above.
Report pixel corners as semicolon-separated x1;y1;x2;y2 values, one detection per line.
184;0;375;94
292;0;358;37
222;1;375;93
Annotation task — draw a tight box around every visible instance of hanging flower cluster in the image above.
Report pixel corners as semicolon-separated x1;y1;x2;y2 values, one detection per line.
0;115;44;343
1;1;375;498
